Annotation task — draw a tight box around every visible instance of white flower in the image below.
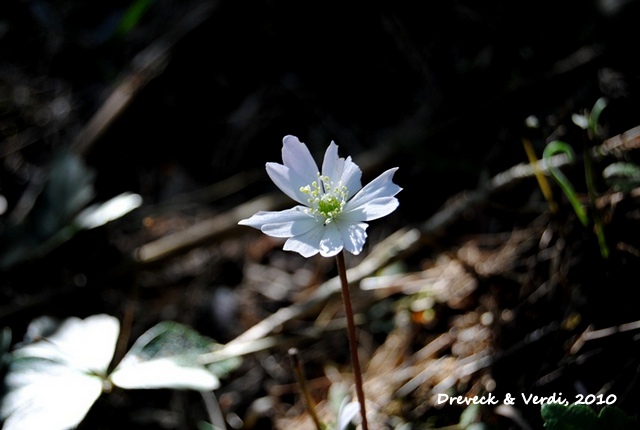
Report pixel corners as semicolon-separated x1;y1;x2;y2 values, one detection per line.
239;135;401;257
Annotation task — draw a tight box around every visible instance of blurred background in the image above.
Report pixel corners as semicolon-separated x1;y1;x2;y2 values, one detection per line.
2;0;640;428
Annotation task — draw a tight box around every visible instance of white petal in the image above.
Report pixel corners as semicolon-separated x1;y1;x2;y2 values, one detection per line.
262;217;320;237
344;196;399;221
283;225;325;257
336;221;368;254
281;135;319;184
340;156;362;197
319;223;344;257
321;142;344;184
238;207;319;238
321;142;362;197
345;168;401;212
238;209;296;229
265;163;309;205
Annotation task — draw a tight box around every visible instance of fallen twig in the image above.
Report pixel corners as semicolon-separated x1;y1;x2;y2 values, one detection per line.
135;193;288;264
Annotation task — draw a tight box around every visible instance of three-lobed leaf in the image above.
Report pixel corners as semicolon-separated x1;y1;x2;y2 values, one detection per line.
1;314;119;430
1;315;241;430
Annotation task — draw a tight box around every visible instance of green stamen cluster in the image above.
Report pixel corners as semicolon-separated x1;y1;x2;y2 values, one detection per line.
300;173;348;224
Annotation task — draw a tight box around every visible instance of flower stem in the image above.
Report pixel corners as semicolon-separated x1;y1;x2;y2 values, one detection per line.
336;251;369;430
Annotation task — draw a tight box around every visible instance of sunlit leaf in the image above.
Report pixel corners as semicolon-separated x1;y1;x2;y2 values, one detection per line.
0;315;120;430
1;358;105;430
13;315;119;372
110;321;239;391
75;192;142;229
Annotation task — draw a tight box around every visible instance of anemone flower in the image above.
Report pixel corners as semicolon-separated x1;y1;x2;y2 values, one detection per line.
239;135;401;257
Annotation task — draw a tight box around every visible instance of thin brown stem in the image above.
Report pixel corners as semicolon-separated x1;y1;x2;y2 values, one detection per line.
336;251;369;430
289;348;323;430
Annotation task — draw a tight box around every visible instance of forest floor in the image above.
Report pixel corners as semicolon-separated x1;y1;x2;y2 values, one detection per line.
2;1;640;429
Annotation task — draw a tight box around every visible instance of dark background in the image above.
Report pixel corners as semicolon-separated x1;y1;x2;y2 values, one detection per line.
2;0;640;428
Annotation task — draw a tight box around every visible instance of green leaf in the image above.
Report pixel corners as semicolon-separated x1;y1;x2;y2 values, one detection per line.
543;141;589;227
541;403;638;430
459;403;481;428
115;0;154;37
466;424;491;430
0;315;120;430
196;422;229;430
1;326;11;368
597;406;639;430
541;403;598;430
110;321;239;391
602;162;640;192
0;151;96;269
588;97;608;137
41;151;96;233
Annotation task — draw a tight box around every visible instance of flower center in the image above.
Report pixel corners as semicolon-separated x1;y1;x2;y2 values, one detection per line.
318;194;341;215
300;174;348;224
